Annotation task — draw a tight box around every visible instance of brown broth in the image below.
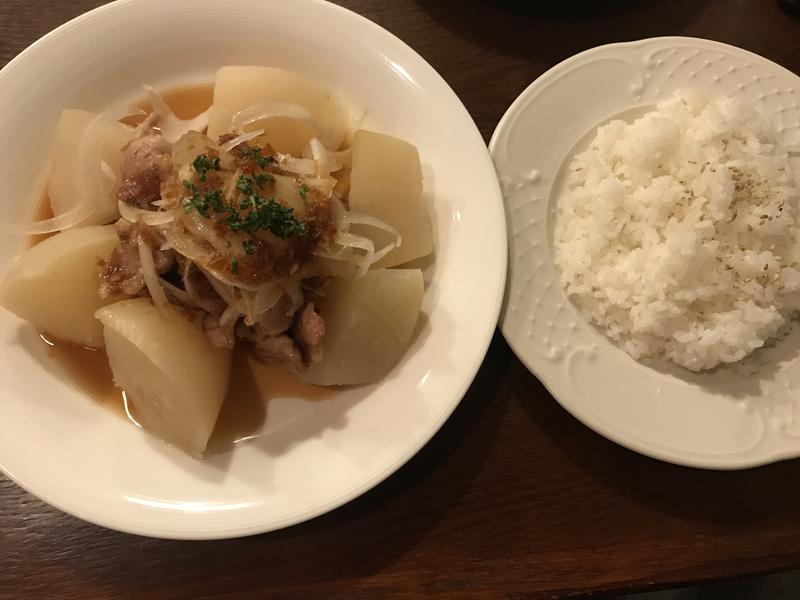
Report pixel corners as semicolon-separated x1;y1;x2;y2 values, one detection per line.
40;333;125;417
43;335;332;448
31;83;333;450
126;82;214;125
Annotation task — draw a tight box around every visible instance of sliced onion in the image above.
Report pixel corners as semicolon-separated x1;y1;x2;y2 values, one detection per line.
181;210;229;253
304;138;350;174
206;307;238;349
201;264;264;292
256;298;293;336
277;154;317;176
219;129;265;154
223;168;242;203
331;195;347;229
183;261;224;313
329;231;397;278
100;160;116;181
240;284;287;325
143;84;210;143
198;264;271;303
200;267;238;307
0;202;93;235
118;200;176;226
342;211;400;239
240;289;257;325
303;176;337;196
163;227;214;263
137;235;170;312
321;206;402;274
335;232;375;254
159;277;193;307
285;281;304;316
231;102;319;134
253;284;283;316
308;138;329;177
368;240;398;265
219;305;241;328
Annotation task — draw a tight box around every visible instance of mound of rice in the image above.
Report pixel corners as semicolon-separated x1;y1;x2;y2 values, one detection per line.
553;93;800;371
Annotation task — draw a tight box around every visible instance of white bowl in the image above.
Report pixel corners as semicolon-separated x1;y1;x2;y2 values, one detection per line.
0;0;506;538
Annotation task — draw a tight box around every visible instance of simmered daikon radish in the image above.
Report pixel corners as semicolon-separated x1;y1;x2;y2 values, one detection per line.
207;66;348;155
0;226;122;347
349;130;433;268
96;299;232;455
300;268;424;386
48;109;133;226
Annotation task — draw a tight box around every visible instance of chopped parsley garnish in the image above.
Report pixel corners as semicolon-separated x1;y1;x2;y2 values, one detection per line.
259;200;307;238
205;189;224;212
254;172;273;188
231;257;239;274
225;196;306;238
237;173;274;194
182;182;224;217
184;154;306;242
298;185;308;202
193;154;220;182
236;175;253;195
183;182;207;216
241;146;275;169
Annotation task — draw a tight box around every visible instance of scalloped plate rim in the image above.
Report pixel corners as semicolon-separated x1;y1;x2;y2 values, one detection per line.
491;36;800;470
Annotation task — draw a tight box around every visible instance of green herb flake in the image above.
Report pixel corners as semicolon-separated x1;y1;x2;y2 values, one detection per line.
224;212;243;231
184;158;305;241
182;181;209;216
236;175;253;195
231;257;239;274
242;239;259;255
192;154;220;182
204;189;224;212
254;172;273;188
242;146;275;169
298;185;308;202
260;199;306;238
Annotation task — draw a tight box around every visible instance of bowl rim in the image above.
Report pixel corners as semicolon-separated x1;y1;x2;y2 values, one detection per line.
0;0;507;538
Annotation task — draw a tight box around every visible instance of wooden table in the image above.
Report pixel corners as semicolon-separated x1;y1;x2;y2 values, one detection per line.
2;1;800;598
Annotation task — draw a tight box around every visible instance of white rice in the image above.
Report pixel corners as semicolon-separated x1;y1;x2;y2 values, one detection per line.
553;93;800;371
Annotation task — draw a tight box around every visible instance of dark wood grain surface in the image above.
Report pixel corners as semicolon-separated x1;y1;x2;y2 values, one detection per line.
2;1;800;599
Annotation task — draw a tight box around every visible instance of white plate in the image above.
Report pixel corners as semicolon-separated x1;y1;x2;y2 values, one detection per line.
491;37;800;470
0;0;506;538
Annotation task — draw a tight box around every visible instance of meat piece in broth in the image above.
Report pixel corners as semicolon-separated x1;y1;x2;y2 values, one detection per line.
99;219;175;297
250;302;326;372
252;334;306;373
294;302;325;364
117;114;173;209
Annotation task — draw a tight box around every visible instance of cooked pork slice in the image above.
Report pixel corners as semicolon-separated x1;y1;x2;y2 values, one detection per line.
293;302;325;364
252;334;306;373
99;220;175;298
117;114;173;209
